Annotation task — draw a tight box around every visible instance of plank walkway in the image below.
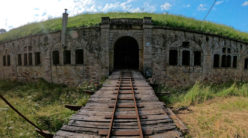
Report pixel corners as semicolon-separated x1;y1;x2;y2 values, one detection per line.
54;70;183;138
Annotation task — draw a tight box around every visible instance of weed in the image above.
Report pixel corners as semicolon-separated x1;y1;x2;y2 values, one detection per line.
0;79;92;137
158;81;248;107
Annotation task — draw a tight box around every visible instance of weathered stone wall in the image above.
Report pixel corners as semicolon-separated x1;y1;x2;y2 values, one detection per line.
0;27;108;86
150;28;248;87
0;17;248;87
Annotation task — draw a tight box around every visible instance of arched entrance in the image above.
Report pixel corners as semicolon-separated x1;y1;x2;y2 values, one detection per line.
114;36;139;69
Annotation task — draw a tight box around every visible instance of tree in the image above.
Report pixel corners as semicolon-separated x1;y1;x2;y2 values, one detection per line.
0;29;6;34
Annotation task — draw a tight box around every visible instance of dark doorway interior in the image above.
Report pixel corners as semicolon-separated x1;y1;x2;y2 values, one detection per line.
114;37;139;69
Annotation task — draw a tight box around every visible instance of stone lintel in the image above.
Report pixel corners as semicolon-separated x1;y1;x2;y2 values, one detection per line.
100;17;152;26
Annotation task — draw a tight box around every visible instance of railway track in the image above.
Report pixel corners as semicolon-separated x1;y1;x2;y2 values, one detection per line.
98;71;145;137
55;70;183;138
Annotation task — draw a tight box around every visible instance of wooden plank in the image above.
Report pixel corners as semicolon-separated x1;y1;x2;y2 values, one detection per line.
56;70;182;137
105;115;147;119
113;91;139;94
166;108;188;134
115;87;138;90
70;119;172;127
98;130;153;136
111;97;141;100
108;104;144;108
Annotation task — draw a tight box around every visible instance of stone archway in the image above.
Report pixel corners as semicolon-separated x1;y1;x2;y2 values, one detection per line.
114;36;139;70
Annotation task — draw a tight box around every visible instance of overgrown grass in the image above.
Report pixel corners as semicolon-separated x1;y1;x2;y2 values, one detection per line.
156;82;248;137
158;81;248;107
178;97;248;137
0;12;248;42
0;79;95;137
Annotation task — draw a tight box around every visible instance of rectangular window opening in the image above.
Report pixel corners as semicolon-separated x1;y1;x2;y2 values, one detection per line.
53;51;60;65
28;53;32;66
7;55;10;66
75;49;84;65
194;51;201;66
3;56;6;66
182;50;190;66
221;55;227;67
18;54;22;66
182;42;190;48
169;50;178;65
233;56;237;68
24;53;28;66
245;58;248;69
213;54;219;68
227;48;231;53
63;50;71;65
222;48;226;53
35;52;41;65
226;55;231;67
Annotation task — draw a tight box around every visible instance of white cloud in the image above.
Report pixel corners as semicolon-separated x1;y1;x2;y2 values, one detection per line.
216;1;224;5
143;2;156;12
242;1;248;6
161;2;172;11
0;0;99;31
102;3;120;12
130;8;142;13
198;4;207;11
101;0;146;13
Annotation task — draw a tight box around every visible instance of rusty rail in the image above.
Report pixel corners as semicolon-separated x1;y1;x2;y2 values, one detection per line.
130;73;144;138
102;71;144;138
106;74;121;138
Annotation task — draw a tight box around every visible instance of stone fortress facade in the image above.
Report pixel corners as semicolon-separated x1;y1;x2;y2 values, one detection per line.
1;13;248;87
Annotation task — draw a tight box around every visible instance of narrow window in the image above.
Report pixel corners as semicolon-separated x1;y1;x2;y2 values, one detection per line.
194;51;201;66
182;50;190;66
222;48;226;53
63;50;71;65
182;42;190;48
169;50;177;65
7;55;10;66
227;48;231;53
35;52;41;65
75;49;84;64
24;53;28;66
28;53;32;66
221;55;227;67
53;51;59;65
213;54;219;68
3;56;6;66
245;58;248;69
226;55;231;67
18;54;22;66
233;56;237;68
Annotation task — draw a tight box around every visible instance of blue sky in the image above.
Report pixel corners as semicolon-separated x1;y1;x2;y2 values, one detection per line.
0;0;248;33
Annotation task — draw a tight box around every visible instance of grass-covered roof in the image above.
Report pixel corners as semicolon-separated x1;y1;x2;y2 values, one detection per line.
0;12;248;43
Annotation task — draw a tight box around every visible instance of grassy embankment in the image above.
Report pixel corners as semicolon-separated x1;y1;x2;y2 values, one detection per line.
157;82;248;137
0;79;97;137
0;13;248;42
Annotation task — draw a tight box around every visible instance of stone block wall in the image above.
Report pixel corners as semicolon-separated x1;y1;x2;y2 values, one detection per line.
0;17;248;87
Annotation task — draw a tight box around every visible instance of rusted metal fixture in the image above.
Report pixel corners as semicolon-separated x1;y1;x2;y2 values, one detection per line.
0;94;53;138
84;90;95;95
64;105;82;111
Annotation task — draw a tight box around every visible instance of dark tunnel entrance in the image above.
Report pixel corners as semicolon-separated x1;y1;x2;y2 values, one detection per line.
114;36;139;69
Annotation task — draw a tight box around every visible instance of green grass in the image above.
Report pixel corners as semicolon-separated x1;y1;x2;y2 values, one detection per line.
0;12;248;43
157;82;248;137
0;79;95;137
158;81;248;107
